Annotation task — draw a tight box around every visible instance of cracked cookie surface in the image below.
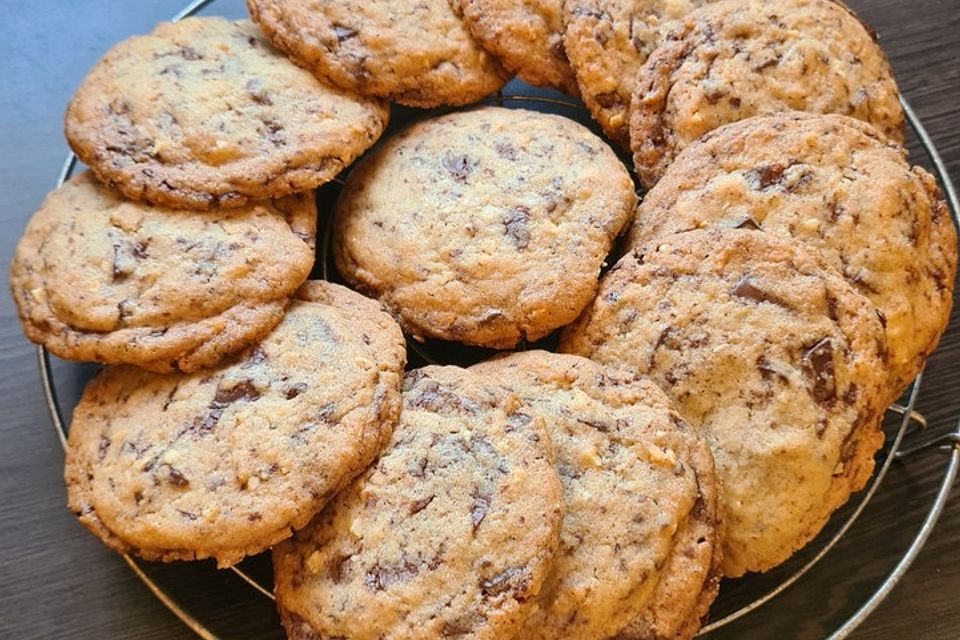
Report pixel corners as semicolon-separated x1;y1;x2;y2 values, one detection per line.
248;0;509;108
626;113;957;401
333;106;636;349
64;281;406;567
451;0;579;95
561;229;889;576
564;0;718;148
273;365;563;640
65;17;389;209
629;0;904;187
471;351;721;640
10;172;316;373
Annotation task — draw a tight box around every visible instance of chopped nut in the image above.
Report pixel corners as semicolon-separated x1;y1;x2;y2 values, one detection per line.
644;444;678;469
578;445;602;469
305;550;325;574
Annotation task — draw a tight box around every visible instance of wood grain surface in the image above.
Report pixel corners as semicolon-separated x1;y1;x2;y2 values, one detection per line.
1;1;957;638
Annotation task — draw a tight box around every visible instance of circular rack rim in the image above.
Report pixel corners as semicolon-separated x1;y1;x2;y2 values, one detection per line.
36;0;960;637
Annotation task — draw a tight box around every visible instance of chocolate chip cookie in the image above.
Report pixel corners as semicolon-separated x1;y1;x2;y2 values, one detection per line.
65;17;389;210
564;0;717;148
630;0;905;187
471;351;721;640
333;106;637;349
451;0;579;95
64;281;406;567
560;229;889;576
248;0;509;108
10;172;316;373
627;113;957;400
273;365;563;640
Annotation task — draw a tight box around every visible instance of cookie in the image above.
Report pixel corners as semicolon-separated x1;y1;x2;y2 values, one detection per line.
247;0;509;108
564;0;717;148
333;106;637;349
273;365;563;640
64;281;406;568
9;172;316;373
470;351;721;640
626;112;957;400
65;17;389;210
630;0;904;187
560;229;889;577
451;0;579;96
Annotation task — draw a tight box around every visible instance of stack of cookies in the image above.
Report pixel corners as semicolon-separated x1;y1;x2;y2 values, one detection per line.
8;1;957;639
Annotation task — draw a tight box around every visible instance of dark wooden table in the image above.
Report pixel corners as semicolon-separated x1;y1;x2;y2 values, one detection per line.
1;1;958;638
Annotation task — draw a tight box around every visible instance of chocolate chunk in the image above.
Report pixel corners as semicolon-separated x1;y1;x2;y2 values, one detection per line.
652;325;674;352
570;6;608;20
442;154;471;182
753;56;780;72
214;380;261;406
757;355;788;383
261;118;285;146
468;432;508;475
495;141;518;161
409;380;479;415
478;309;504;325
441;616;479;638
576;417;611;433
241;346;268;368
112;239;148;280
505;412;532;432
503;206;531;249
745;164;786;191
704;88;727;105
245;79;272;105
332;24;358;42
285;383;308;399
117;298;135;321
875;308;887;329
408;456;429;478
829;202;844;222
471;490;492;533
97;435;111;461
191;379;261;434
403;369;426;392
726;215;760;230
178;46;202;61
731;276;790;309
363;561;419;592
315;403;337;423
168;466;189;488
480;566;531;599
409;495;435;515
802;338;837;406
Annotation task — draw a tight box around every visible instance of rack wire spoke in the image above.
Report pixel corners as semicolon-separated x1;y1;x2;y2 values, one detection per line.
230;566;275;601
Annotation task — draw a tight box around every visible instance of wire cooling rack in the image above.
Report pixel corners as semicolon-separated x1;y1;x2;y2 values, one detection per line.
36;0;960;638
